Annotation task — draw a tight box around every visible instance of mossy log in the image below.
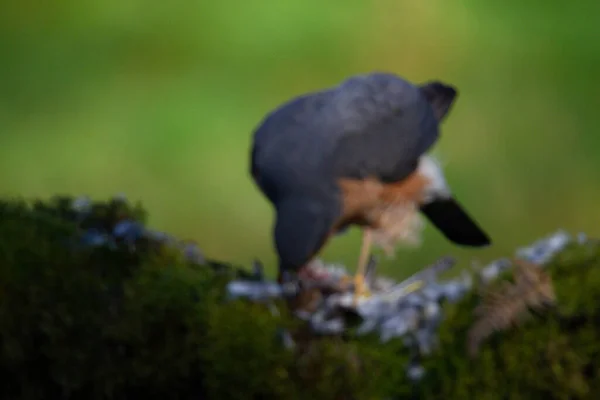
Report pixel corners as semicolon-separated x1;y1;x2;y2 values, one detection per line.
0;196;598;400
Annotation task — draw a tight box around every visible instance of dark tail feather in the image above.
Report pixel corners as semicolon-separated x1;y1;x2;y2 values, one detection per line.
420;197;491;247
419;81;458;122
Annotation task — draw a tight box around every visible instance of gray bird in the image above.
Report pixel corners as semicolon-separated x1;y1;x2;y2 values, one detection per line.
250;72;491;304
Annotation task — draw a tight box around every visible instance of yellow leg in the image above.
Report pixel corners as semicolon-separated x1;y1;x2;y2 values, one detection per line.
353;228;372;305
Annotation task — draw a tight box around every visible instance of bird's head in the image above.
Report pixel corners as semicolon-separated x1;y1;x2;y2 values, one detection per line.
273;193;341;284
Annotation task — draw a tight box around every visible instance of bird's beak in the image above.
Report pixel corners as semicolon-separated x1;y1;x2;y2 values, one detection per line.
278;267;303;298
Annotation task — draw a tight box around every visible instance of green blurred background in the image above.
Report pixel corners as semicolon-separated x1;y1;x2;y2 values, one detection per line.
1;0;599;279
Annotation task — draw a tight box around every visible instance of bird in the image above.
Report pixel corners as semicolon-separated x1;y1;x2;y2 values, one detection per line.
250;72;491;304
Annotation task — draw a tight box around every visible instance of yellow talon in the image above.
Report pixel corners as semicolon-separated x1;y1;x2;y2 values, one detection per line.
353;274;371;306
403;280;424;295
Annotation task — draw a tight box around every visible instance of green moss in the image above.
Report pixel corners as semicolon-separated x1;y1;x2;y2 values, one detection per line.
0;196;599;399
0;197;214;399
0;197;411;400
416;241;600;400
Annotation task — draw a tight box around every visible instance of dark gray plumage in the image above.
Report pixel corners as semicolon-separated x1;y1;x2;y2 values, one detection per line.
252;73;445;197
250;72;486;280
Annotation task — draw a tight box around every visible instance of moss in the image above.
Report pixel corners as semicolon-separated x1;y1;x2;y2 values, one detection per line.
0;195;599;399
416;241;600;400
0;197;215;399
0;196;411;400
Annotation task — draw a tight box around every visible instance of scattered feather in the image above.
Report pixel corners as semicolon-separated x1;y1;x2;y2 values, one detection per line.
67;199;577;383
467;260;556;358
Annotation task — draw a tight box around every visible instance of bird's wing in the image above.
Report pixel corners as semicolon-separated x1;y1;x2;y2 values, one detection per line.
250;74;458;198
328;113;435;183
326;76;457;183
250;93;337;203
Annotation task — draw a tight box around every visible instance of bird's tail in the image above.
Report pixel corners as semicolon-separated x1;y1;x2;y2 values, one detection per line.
420;197;491;247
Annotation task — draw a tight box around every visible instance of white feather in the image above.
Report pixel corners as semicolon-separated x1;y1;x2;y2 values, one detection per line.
417;155;452;204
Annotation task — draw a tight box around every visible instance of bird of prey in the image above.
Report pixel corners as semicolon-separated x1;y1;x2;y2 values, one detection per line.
250;72;491;303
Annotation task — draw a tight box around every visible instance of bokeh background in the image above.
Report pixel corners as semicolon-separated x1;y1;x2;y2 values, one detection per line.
1;0;599;279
